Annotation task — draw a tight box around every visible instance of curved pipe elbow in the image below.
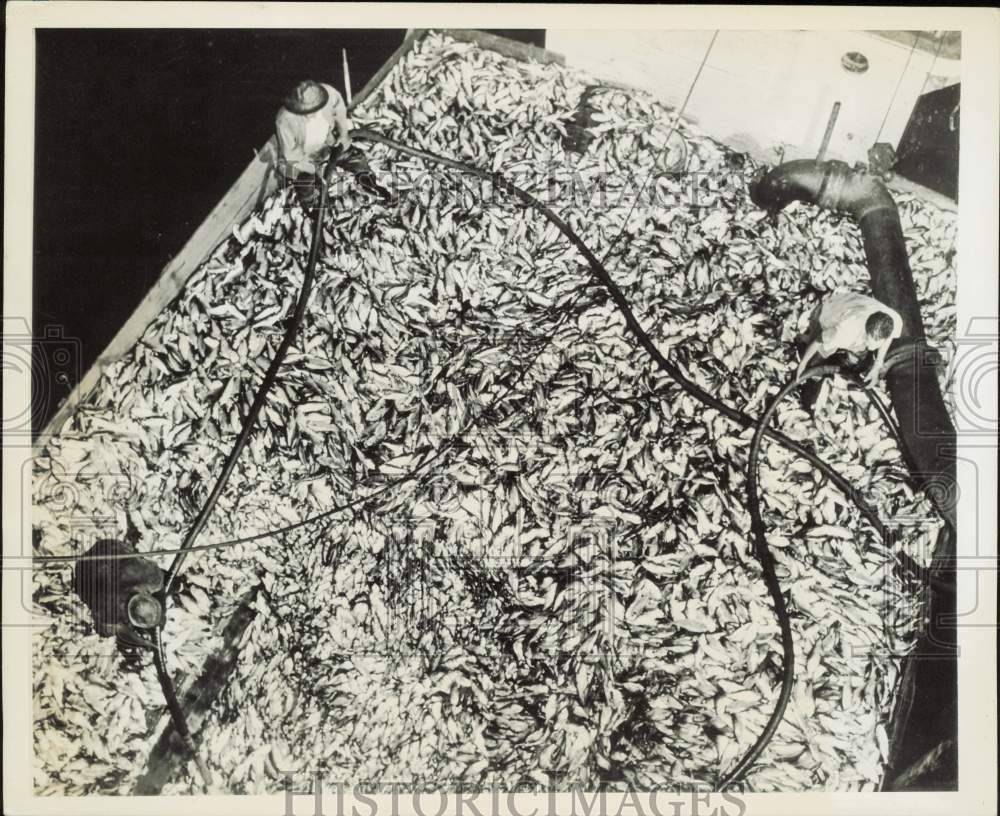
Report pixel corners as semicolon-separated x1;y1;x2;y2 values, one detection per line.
751;158;921;336
751;159;896;222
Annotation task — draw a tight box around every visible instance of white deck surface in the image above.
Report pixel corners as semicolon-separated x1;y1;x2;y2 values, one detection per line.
548;30;960;166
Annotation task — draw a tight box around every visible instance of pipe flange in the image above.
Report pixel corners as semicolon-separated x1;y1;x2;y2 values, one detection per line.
816;160;858;214
811;160;897;221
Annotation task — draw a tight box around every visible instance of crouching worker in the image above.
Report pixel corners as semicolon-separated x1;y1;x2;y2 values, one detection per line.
796;291;903;386
275;79;395;207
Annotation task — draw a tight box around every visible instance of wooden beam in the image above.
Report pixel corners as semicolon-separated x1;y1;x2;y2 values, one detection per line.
50;25;621;792
132;589;261;794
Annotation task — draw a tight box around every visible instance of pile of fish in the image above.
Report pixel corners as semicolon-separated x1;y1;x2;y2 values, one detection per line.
32;31;957;794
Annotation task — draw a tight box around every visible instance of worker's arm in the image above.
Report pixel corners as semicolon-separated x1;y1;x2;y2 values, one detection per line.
334;102;352;149
796;338;822;382
275;111;310;176
867;342;890;386
866;310;904;386
277;113;323;177
322;84;353;149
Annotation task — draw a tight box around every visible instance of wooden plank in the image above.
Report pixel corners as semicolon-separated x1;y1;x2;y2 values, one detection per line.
55;28;566;788
31;28;562;457
37;31;433;785
32;139;280;457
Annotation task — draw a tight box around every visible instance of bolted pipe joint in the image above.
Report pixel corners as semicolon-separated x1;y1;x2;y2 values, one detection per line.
751;159;897;224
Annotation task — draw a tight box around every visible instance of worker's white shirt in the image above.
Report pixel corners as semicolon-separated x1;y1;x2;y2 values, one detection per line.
815;292;887;354
275;83;348;174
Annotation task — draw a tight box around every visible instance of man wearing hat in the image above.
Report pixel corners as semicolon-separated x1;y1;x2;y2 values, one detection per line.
275;79;393;206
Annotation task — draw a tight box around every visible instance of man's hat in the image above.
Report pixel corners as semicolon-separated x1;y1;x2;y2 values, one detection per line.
283;80;329;115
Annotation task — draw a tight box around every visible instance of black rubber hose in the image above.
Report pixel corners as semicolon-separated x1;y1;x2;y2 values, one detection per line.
33;147;911;571
718;364;838;789
29;292;593;566
753;160;958;791
152;628;213;789
719;363;908;788
750;159;957;537
153;152;335;789
353;129;886;536
30;371;905;569
31;134;914;794
163;157;334;596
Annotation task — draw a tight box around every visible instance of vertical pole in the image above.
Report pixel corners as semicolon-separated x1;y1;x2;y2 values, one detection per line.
817;100;841;161
342;49;353;105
